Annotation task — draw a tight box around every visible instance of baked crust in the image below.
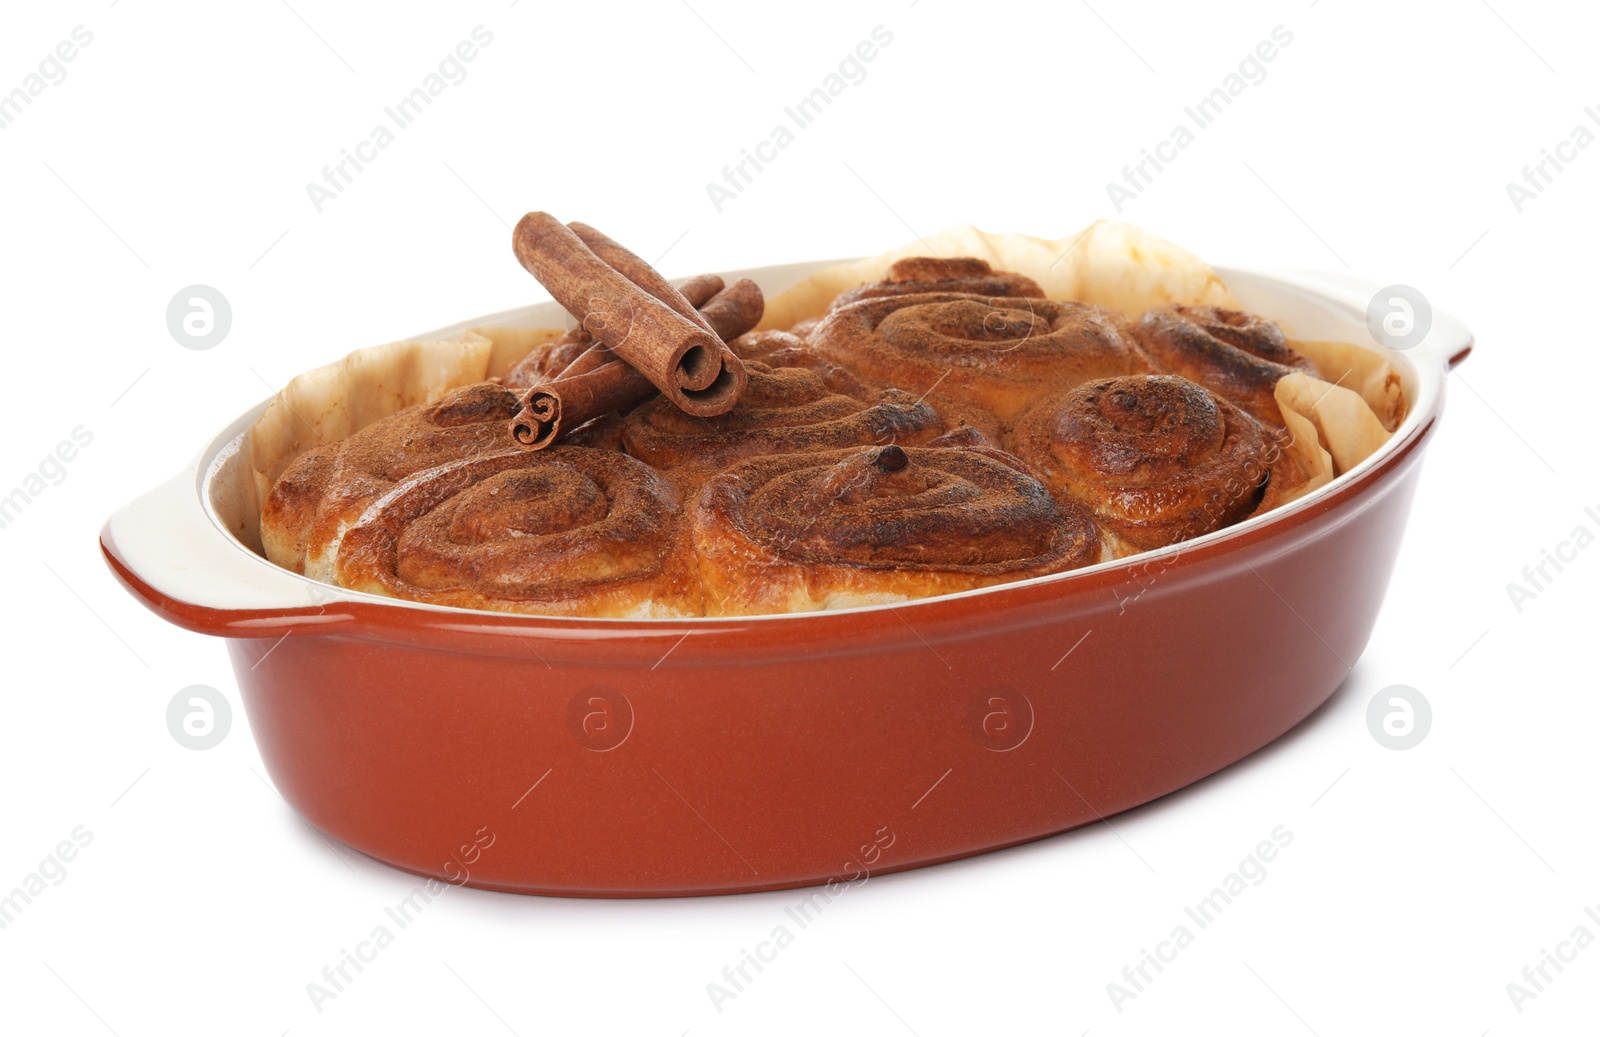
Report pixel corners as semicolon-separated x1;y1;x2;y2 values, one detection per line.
261;382;524;579
1011;375;1300;554
1133;306;1319;425
621;362;947;475
333;447;702;618
691;443;1101;616
828;256;1045;310
808;293;1153;428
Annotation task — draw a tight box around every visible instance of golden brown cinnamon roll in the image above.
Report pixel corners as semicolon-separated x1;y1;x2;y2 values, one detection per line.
830;257;1044;310
334;448;702;617
809;293;1150;426
622;362;945;472
692;442;1100;615
1011;374;1295;554
261;382;525;578
1135;306;1317;424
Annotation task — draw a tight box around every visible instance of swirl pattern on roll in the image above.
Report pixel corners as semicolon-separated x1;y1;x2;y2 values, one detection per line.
334;447;701;617
809;293;1150;426
1010;374;1280;553
829;257;1045;310
622;362;945;471
692;443;1100;615
1134;306;1317;423
261;382;525;577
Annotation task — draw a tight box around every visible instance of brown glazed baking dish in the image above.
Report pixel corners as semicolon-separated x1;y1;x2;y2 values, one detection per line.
101;261;1471;897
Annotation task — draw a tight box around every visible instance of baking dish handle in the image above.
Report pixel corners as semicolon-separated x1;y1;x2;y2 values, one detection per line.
101;459;356;638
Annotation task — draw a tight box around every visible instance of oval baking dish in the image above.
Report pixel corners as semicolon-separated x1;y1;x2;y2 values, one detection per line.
101;261;1471;897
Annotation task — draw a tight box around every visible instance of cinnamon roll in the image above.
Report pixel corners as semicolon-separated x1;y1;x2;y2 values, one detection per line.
808;293;1151;426
692;442;1101;615
1011;374;1297;554
261;382;525;578
334;447;702;617
829;257;1044;310
1134;306;1317;424
622;362;945;472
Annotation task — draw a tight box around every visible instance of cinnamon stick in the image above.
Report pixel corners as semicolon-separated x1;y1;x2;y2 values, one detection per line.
677;273;726;310
552;276;759;381
511;360;649;450
568;223;722;343
511;213;747;415
568;222;751;409
555;342;621;380
512;273;768;450
505;273;730;390
699;278;764;343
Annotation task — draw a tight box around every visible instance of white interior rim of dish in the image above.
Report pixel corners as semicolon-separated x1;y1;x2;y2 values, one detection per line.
182;261;1458;623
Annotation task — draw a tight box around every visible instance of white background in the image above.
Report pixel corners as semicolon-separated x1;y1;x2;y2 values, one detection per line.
1;0;1595;1033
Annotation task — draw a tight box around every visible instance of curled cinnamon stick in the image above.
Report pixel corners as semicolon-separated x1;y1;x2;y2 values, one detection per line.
512;213;747;415
512;360;648;449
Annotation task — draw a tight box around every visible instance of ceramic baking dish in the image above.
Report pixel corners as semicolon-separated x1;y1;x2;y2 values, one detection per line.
101;261;1471;897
